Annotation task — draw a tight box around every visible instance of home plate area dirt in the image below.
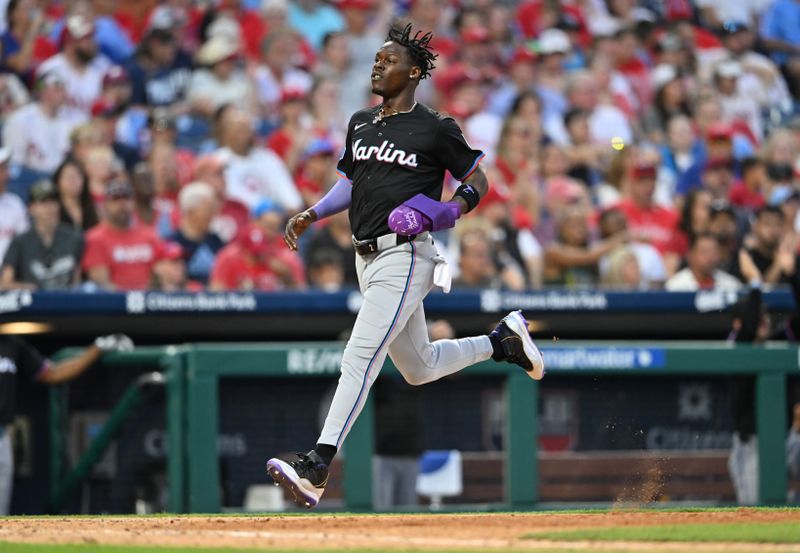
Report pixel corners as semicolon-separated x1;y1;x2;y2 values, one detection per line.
2;509;800;552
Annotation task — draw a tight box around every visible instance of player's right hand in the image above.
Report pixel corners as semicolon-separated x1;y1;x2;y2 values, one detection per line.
284;209;317;251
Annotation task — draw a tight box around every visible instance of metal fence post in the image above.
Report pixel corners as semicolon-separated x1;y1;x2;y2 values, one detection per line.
48;385;68;511
186;349;221;512
756;372;787;504
164;350;187;513
343;394;374;511
506;372;538;508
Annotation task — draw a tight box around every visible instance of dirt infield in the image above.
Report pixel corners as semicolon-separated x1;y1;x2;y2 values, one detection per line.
1;509;800;552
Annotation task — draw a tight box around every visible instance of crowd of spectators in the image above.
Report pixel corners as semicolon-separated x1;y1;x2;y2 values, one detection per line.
2;0;800;293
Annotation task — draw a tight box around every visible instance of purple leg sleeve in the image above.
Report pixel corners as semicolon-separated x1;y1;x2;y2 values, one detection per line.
310;179;352;220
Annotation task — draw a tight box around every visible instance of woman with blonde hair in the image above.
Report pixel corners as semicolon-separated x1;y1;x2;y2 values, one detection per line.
601;246;642;290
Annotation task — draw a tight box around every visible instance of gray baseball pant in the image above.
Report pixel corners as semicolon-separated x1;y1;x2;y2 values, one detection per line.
318;233;493;449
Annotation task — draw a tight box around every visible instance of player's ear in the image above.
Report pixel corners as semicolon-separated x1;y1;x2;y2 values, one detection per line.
410;66;421;80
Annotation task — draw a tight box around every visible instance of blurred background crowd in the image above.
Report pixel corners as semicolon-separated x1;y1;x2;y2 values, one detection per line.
2;0;800;293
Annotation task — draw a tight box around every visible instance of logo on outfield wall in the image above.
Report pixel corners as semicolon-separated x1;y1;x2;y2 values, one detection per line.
0;290;33;313
125;292;257;313
540;347;666;370
287;348;344;374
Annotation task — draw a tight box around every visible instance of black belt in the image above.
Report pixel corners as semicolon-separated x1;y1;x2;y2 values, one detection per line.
352;233;416;256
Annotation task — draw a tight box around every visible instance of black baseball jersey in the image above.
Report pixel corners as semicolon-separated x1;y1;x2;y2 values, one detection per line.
336;103;484;240
0;336;47;425
2;224;84;290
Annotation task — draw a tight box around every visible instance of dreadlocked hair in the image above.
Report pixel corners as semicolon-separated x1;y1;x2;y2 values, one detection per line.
386;23;438;80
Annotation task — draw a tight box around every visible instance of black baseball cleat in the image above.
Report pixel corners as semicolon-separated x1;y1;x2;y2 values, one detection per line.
490;310;545;380
266;451;328;509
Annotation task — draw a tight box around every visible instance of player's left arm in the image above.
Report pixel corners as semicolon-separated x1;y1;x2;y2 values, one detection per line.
449;165;489;215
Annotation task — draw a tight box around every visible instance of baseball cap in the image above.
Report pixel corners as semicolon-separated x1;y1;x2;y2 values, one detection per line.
147;6;184;33
66;14;94;40
262;0;289;16
281;87;308;103
91;98;123;118
28;179;59;203
590;18;622;39
710;200;736;218
537;29;571;55
509;46;537;66
656;33;684;53
0;146;11;164
304;137;336;159
338;0;374;10
440;66;483;97
159;241;185;261
240;225;270;256
462;26;491;45
196;36;239;66
547;176;584;202
631;161;657;179
706;122;734;141
715;60;743;79
106;180;133;200
443;99;472;120
721;20;749;36
36;70;65;90
193;152;229;176
252;198;283;219
103;66;128;88
651;64;678;90
206;16;242;43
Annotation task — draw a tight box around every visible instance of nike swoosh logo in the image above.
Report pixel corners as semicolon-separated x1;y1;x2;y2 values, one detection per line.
354;122;367;131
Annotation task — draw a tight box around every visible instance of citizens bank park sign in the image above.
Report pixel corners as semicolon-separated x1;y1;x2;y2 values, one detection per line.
125;292;258;313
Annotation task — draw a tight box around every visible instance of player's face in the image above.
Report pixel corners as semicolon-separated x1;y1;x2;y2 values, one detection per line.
371;42;418;97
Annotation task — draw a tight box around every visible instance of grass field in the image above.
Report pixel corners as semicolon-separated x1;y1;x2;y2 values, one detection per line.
1;508;799;553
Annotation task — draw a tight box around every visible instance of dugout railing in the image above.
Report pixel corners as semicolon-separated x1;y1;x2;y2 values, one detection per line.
50;342;796;513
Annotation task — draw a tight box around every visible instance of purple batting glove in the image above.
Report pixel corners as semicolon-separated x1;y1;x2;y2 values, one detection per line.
388;194;461;236
388;205;427;235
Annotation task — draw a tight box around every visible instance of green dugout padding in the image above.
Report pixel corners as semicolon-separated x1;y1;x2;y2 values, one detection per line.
51;342;798;513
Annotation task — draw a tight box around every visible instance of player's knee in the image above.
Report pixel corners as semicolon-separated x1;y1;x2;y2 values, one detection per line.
400;370;428;386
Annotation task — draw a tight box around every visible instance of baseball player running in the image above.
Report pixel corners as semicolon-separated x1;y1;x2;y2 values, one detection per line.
267;23;544;509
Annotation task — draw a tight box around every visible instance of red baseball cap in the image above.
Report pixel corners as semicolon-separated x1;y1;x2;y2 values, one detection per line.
159;241;185;261
240;225;270;256
547;176;585;202
103;66;128;88
91;98;124;118
462;26;491;44
510;46;537;65
281;87;308;104
338;0;374;10
706;122;734;141
631;162;657;179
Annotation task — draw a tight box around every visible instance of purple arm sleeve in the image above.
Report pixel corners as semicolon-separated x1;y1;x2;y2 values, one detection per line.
309;178;352;220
